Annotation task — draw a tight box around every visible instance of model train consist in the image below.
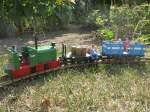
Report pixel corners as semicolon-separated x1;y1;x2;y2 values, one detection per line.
3;38;145;80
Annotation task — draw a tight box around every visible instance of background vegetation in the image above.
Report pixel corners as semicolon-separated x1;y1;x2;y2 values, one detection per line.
0;1;150;111
0;0;149;41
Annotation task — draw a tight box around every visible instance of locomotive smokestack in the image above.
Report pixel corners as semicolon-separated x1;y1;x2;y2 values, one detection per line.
34;32;38;49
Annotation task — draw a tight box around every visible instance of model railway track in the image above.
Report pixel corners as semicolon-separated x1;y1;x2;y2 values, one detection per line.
0;62;100;88
0;57;150;88
141;57;150;61
102;56;150;64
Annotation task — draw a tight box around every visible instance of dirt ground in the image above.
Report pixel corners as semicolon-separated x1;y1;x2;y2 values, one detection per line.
0;25;97;55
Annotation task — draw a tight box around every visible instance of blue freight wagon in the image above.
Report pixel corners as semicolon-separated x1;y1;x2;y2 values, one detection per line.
102;40;145;57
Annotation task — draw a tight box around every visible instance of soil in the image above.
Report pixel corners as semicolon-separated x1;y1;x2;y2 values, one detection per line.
0;25;97;55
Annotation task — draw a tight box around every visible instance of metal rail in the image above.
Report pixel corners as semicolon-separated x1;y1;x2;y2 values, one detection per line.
0;57;150;88
0;62;99;88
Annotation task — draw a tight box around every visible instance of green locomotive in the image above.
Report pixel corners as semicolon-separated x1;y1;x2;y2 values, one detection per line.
4;39;60;79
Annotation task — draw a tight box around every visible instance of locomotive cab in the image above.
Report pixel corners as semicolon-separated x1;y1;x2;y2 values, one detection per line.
4;46;21;76
4;46;31;76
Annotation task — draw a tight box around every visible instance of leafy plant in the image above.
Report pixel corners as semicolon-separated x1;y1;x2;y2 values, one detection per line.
109;4;149;39
96;29;114;40
94;3;149;41
0;0;74;36
136;34;150;45
95;15;104;26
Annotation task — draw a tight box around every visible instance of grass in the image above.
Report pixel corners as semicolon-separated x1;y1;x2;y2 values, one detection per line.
0;48;150;112
0;62;150;112
0;55;8;76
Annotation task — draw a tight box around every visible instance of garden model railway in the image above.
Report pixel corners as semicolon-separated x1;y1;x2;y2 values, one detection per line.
0;1;149;111
1;57;150;88
0;35;150;88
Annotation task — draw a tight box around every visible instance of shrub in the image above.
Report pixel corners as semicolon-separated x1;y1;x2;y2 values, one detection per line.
96;29;114;40
95;3;149;41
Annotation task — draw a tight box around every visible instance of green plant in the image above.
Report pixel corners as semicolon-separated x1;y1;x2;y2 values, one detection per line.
0;0;74;36
95;15;104;26
136;34;150;45
0;107;5;112
96;29;114;40
95;3;149;41
109;4;149;39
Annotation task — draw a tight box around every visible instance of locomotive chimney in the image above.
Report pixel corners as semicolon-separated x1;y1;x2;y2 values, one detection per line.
51;42;56;48
34;32;38;49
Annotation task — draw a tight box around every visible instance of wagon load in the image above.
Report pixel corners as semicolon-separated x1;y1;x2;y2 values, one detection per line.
71;45;90;57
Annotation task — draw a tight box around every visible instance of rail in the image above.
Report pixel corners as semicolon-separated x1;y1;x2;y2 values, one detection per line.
0;56;150;88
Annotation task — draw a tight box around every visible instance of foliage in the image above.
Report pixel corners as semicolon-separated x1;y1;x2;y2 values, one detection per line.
95;15;104;26
95;15;114;40
110;4;149;39
136;34;150;45
96;29;114;40
95;3;149;41
0;0;148;37
85;10;101;25
73;0;148;24
0;0;74;36
73;0;111;24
